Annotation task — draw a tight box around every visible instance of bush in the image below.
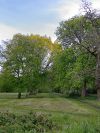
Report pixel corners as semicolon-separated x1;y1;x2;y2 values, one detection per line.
0;112;57;133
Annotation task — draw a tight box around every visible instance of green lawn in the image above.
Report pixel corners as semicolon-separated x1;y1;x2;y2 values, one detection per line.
0;93;100;133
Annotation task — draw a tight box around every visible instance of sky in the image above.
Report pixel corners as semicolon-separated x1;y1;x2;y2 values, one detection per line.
0;0;100;44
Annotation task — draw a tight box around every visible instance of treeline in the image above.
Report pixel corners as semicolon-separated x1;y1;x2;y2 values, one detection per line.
0;1;100;99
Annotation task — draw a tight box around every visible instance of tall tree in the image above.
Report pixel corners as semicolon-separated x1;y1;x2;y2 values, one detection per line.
0;34;53;98
52;48;76;94
73;51;95;97
56;1;100;99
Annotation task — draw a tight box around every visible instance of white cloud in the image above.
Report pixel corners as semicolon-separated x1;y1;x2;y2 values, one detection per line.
28;23;58;42
0;23;25;44
53;0;100;21
53;0;81;20
0;23;57;44
91;0;100;9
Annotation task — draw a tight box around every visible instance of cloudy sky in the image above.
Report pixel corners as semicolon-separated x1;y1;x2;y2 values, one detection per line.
0;0;100;43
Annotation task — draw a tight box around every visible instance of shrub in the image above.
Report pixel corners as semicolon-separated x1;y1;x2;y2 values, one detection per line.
0;112;57;133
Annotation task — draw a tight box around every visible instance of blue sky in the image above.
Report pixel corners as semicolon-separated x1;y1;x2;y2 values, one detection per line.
0;0;58;26
0;0;100;43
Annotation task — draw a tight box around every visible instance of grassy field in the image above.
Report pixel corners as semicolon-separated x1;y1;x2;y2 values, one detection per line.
0;93;100;133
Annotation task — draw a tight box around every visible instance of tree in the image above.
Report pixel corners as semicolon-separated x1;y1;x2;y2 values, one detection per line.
51;45;95;97
51;48;76;94
0;34;53;98
56;1;100;99
72;51;95;97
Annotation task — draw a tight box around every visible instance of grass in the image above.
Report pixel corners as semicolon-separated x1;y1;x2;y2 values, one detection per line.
0;93;100;133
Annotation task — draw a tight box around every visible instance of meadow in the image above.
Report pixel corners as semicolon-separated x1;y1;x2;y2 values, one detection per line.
0;93;100;133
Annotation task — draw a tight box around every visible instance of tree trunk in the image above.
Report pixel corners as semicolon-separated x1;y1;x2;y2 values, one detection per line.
96;53;100;100
81;79;87;97
18;92;21;99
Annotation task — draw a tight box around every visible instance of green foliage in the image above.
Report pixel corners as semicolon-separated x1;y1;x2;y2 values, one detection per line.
51;45;96;96
73;51;95;88
0;34;53;94
0;70;16;92
0;112;56;133
54;12;98;96
51;48;75;93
